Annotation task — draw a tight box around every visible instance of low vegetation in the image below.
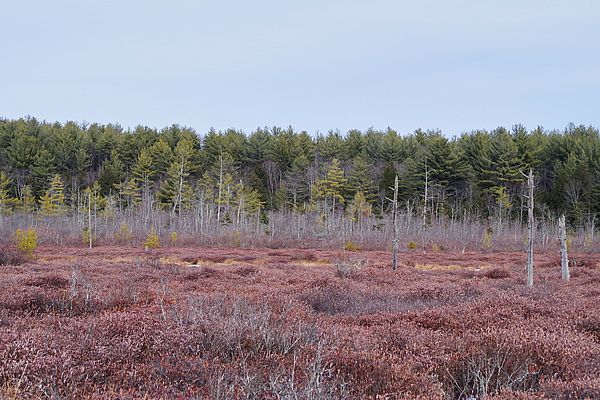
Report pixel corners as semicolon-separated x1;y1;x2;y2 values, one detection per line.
0;246;598;399
14;228;37;257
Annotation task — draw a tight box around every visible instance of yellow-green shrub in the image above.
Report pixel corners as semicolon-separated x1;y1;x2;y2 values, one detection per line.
170;231;178;243
114;222;133;243
15;228;37;257
407;241;418;250
343;241;361;252
144;228;160;250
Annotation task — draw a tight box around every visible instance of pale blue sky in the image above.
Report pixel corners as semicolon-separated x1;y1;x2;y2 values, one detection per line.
1;1;599;135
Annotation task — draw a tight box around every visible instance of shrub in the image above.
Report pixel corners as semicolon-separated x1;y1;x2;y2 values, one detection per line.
431;243;441;252
14;228;37;257
231;230;241;247
407;241;418;250
482;227;493;249
81;227;95;246
143;254;162;268
343;241;361;252
444;336;540;398
334;259;365;278
144;228;160;250
114;222;133;243
484;268;512;279
170;231;178;243
177;295;319;360
576;319;600;343
0;245;28;265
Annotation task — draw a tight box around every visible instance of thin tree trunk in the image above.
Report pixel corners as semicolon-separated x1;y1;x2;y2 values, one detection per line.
88;190;92;248
217;153;223;223
525;169;534;287
422;164;428;228
559;214;569;281
392;175;399;271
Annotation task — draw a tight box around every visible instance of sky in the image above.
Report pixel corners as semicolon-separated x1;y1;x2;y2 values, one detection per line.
1;0;599;136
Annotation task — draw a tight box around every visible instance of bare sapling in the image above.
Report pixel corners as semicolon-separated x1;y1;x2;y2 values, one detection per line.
559;214;569;281
388;175;399;271
88;190;92;249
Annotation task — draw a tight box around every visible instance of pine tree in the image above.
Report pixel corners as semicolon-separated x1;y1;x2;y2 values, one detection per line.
317;131;345;161
491;128;524;186
149;139;174;180
156;139;200;213
379;161;398;209
115;133;139;171
243;188;266;221
198;171;216;205
157;161;193;212
31;149;55;198
347;191;371;228
209;152;237;222
118;179;142;209
216;172;235;222
315;158;347;215
39;174;66;216
73;140;91;186
19;185;35;213
347;156;376;202
285;154;310;209
0;171;17;215
132;148;155;206
344;129;365;160
98;150;125;194
174;138;200;176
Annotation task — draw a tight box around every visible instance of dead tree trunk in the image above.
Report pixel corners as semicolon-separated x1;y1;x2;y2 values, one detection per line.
422;164;428;228
559;214;569;281
217;153;223;223
525;169;534;287
392;175;399;271
88;190;93;249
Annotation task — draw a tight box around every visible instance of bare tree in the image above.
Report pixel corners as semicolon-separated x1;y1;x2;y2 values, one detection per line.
217;153;224;223
388;175;399;271
523;169;534;287
422;164;429;228
88;190;92;249
559;214;569;281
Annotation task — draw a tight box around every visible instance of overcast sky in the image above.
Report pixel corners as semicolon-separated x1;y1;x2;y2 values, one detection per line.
1;1;599;135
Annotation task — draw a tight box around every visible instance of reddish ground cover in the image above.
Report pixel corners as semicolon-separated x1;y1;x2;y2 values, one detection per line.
1;246;600;399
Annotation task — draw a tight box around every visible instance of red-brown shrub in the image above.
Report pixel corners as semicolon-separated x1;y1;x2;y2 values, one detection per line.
484;267;512;279
1;246;599;399
0;244;29;266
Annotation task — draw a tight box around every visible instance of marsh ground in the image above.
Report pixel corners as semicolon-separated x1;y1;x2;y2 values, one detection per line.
1;246;600;399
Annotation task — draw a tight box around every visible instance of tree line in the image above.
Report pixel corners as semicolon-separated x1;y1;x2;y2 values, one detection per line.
0;117;598;229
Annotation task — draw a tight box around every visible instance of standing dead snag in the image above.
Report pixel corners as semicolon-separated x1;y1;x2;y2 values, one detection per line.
523;169;535;287
422;163;429;228
387;175;399;271
87;190;92;249
559;214;570;281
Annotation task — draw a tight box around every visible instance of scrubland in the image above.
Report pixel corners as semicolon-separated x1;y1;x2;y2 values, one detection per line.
1;246;600;399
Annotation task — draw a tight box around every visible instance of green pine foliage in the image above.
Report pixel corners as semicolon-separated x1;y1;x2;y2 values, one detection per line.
0;171;17;214
0;117;599;226
314;158;347;214
39;174;66;216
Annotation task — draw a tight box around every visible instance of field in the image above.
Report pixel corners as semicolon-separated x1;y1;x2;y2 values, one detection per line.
1;246;600;399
